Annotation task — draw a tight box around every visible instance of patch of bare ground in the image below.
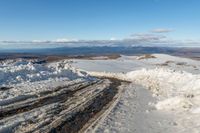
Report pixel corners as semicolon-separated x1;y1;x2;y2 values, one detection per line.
0;87;12;91
176;62;187;66
0;54;121;64
137;54;156;60
45;54;121;62
156;61;174;66
189;57;200;61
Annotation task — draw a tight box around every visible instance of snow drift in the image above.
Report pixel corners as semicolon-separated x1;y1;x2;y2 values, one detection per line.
89;67;200;112
0;60;89;86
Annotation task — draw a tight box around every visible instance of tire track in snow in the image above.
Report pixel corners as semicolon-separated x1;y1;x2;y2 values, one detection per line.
0;78;124;133
0;80;98;119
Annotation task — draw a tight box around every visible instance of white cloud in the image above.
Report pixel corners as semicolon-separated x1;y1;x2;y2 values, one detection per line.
55;38;78;43
125;33;167;44
1;30;200;47
180;39;200;46
31;40;49;43
151;28;173;33
110;37;117;41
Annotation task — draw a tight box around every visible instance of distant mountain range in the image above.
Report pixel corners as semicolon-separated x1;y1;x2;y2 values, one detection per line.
0;46;200;59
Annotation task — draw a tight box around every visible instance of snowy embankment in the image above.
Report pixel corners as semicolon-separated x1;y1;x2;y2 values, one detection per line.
89;68;200;112
72;54;200;132
0;59;89;86
1;59;115;133
0;59;93;101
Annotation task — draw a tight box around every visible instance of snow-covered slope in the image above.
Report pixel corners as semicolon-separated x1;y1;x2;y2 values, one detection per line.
72;54;200;133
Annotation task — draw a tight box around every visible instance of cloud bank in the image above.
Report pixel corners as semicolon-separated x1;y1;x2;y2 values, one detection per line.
1;28;200;48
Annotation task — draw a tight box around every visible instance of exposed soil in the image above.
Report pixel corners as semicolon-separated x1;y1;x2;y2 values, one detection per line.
0;87;12;91
137;54;156;60
48;78;123;133
0;54;121;63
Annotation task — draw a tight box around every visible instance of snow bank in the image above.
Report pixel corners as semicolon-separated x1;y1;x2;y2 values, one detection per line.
89;67;200;112
125;68;200;111
126;68;199;96
0;59;96;107
0;60;89;86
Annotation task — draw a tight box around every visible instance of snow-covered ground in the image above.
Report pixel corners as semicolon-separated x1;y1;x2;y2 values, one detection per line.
1;54;200;132
73;54;200;74
95;84;180;133
72;54;200;133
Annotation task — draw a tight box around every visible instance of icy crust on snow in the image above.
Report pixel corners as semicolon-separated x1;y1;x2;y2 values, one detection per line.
0;60;89;86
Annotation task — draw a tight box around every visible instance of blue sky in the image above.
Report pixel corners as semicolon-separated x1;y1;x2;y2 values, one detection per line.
0;0;200;48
